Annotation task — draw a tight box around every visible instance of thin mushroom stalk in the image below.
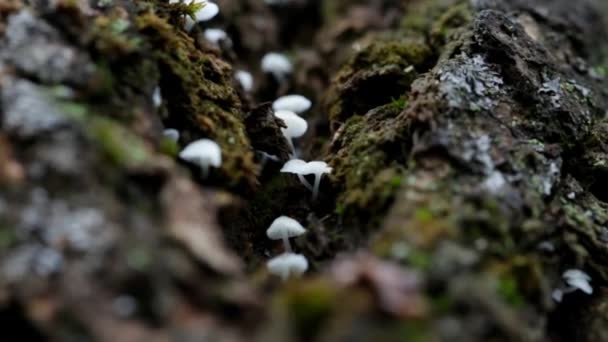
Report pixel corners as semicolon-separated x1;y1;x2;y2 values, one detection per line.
297;174;313;191
312;174;321;200
286;137;296;157
282;231;292;252
200;161;209;179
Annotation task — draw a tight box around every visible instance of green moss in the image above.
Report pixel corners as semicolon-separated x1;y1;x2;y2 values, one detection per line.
90;12;143;56
408;249;432;271
0;224;16;251
91;117;150;167
431;294;454;314
395;321;434;342
285;280;336;340
127;246;152;271
137;13;257;188
429;2;473;48
497;275;525;308
57;97;152;168
327;37;432;124
159;137;179;157
390;96;408;111
414;208;434;224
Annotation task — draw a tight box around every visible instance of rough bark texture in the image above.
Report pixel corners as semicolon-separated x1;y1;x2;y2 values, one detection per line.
0;0;607;341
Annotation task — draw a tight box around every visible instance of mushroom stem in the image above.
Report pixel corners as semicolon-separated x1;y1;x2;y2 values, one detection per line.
312;174;321;200
201;163;209;179
282;235;292;252
297;174;314;191
286;138;297;158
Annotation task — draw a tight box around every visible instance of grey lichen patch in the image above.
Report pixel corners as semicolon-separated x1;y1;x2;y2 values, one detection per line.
438;53;504;111
1;78;69;137
3;10;95;85
538;76;562;108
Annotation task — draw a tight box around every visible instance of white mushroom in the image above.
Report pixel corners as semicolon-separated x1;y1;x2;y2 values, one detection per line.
272;95;312;114
267;253;308;280
163;128;180;142
152;86;162;108
553;268;594;302
563;269;593;294
179;138;222;178
281;159;332;200
274;110;307;156
235;70;254;92
184;1;220;31
203;28;228;45
306;161;332;200
261;52;292;82
280;159;313;191
266;216;306;252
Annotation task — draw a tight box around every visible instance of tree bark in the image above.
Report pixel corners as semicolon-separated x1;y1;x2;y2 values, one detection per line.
0;0;607;341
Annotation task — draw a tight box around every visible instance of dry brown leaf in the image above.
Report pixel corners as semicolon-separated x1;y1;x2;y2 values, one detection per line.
330;252;428;319
161;176;243;276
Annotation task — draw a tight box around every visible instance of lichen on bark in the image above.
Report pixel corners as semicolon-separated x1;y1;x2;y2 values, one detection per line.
1;0;608;341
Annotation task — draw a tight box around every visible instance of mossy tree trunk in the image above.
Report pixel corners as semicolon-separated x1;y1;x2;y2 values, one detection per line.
0;0;607;341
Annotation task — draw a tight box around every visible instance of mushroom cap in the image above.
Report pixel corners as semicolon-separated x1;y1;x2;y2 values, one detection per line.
275;110;308;138
261;53;293;75
235;70;253;92
204;28;228;44
195;1;219;22
179;139;222;168
280;159;308;174
563;269;591;281
267;216;306;239
272;95;312;114
267;253;309;278
281;159;333;175
306;161;332;175
280;159;332;176
163;128;180;142
563;269;593;294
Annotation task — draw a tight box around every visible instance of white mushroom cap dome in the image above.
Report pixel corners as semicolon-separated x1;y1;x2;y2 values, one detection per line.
280;159;332;175
267;253;308;279
163;128;180;142
179;138;222;168
563;269;593;294
275;110;308;138
195;1;219;21
235;70;253;92
306;161;332;175
266;216;306;239
272;95;311;114
280;159;308;174
261;53;293;76
204;28;228;44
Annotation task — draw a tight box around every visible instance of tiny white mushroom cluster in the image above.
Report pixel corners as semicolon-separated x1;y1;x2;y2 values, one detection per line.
263;91;331;200
266;216;308;280
552;268;593;302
